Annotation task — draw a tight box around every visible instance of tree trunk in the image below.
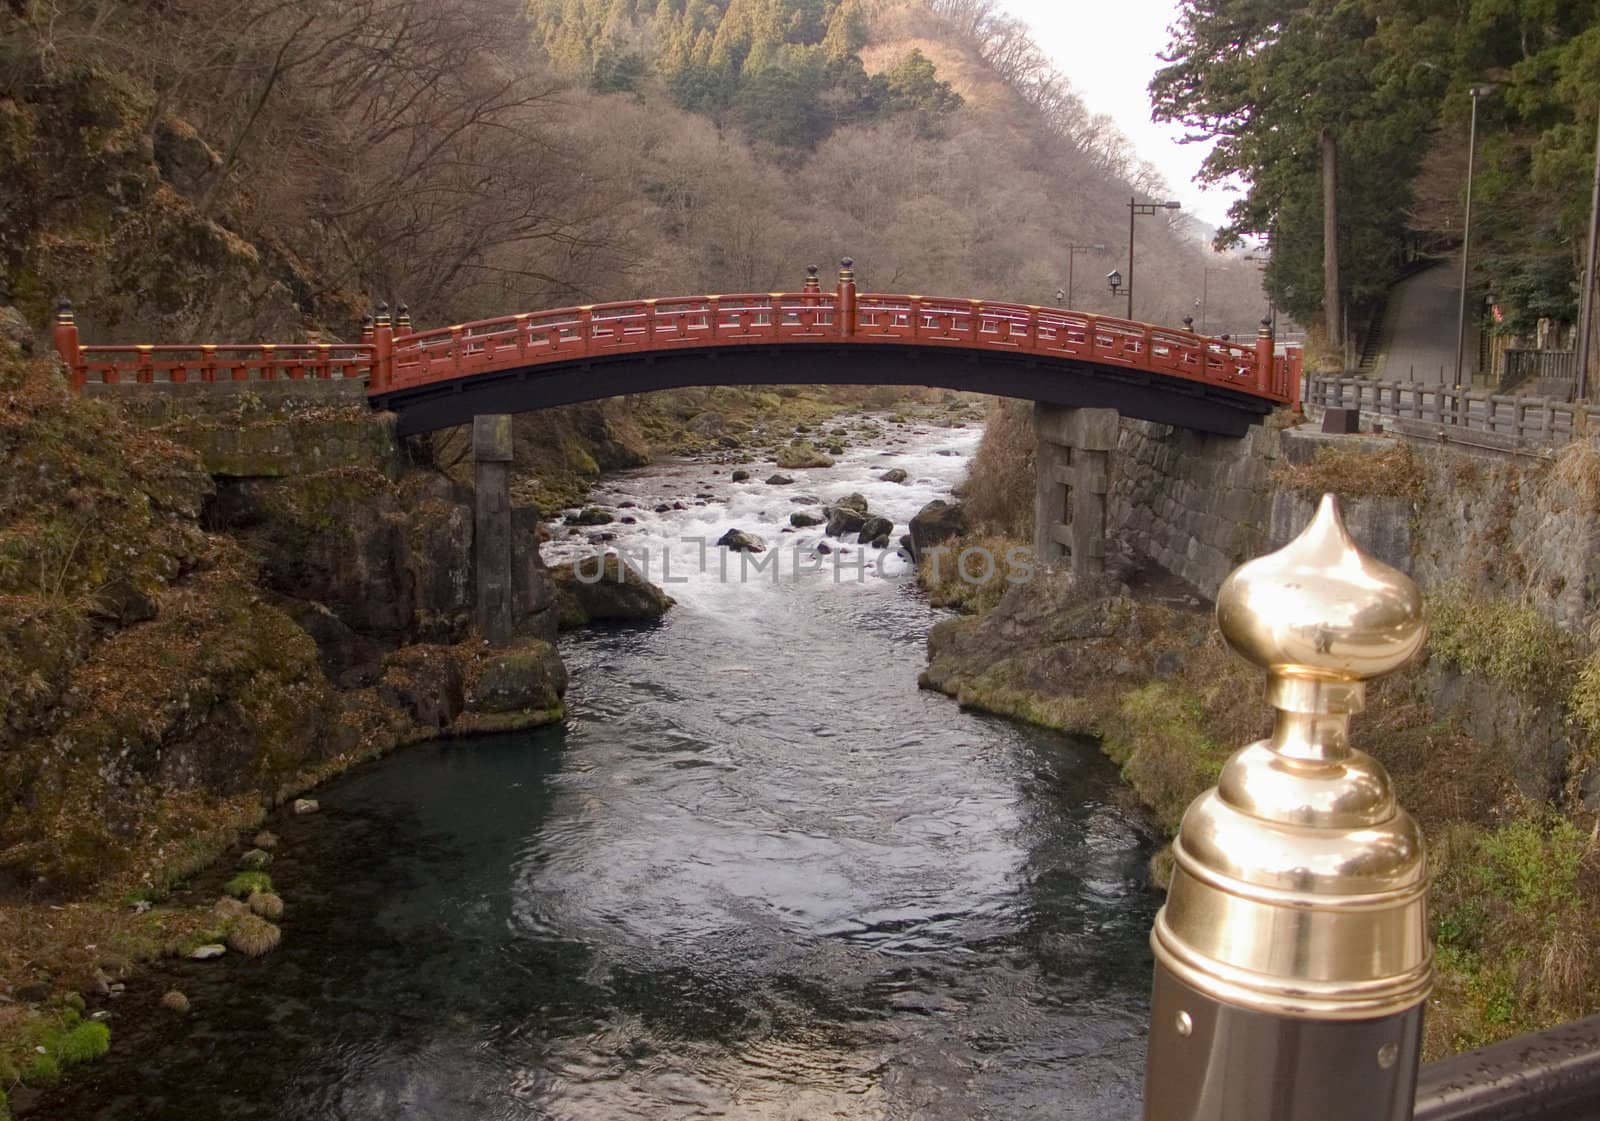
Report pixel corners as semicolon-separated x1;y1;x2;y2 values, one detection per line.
1322;128;1341;360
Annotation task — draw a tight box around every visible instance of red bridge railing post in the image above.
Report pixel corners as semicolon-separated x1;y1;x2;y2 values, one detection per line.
53;299;83;391
371;301;393;393
837;257;856;338
1255;316;1274;396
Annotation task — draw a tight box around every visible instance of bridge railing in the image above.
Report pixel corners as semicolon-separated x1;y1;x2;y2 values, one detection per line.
48;262;1296;410
67;341;375;388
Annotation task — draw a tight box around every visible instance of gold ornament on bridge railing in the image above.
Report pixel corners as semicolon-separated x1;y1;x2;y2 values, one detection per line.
1152;492;1431;1023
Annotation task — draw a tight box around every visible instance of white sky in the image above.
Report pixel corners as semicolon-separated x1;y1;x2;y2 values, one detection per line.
1002;0;1241;232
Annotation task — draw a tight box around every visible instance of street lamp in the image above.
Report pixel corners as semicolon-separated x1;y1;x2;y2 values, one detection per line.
1455;84;1495;386
1126;197;1182;320
1107;270;1123;302
1065;242;1107;307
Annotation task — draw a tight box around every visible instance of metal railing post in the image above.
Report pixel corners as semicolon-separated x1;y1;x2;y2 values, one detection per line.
371;301;393;392
52;298;83;390
837;257;856;338
1144;494;1431;1121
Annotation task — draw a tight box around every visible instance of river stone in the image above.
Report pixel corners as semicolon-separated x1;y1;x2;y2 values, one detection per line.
732;469;750;482
766;473;795;486
880;468;909;483
565;507;613;526
549;555;675;629
292;798;319;815
718;528;767;553
833;493;869;514
791;512;823;528
473;640;568;722
909;500;968;562
188;944;227;961
826;507;868;538
858;516;894;543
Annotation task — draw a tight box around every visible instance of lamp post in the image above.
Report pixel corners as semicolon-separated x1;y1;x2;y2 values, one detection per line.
1066;242;1107;307
1127;197;1182;320
1107;270;1123;306
1455;84;1494;386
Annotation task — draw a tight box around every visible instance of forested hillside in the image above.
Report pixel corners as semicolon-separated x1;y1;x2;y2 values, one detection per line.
1;0;1268;349
1154;0;1600;342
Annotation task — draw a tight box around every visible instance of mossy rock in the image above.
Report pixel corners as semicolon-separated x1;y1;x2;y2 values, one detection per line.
224;871;273;899
473;640;569;715
549;555;675;629
775;441;834;470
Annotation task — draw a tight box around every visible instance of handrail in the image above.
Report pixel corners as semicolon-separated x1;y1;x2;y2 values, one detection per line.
1414;1013;1600;1120
380;291;1289;403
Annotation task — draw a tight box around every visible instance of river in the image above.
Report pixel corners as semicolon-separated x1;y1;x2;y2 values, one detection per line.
32;411;1159;1120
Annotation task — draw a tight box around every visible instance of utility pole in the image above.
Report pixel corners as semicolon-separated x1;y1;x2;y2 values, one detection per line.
1455;85;1494;386
1126;197;1182;320
1578;109;1600;401
1321;129;1341;353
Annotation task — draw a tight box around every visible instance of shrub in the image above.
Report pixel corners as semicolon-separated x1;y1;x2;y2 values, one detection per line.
226;915;282;958
961;399;1034;538
1274;443;1424;500
1428;591;1580;704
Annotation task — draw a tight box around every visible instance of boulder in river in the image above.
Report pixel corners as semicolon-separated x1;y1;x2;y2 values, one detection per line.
468;639;569;730
550;555;675;629
790;512;823;528
858;515;894;544
880;468;909;483
833;493;869;514
825;507;867;538
775;441;834;469
909;500;968;562
565;507;614;526
731;469;751;482
766;473;794;486
718;528;767;553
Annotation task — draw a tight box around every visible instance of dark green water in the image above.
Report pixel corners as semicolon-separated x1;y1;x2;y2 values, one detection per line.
32;423;1159;1120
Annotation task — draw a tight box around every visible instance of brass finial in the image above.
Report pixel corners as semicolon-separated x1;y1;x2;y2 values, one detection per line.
1258;316;1273;336
804;264;821;292
396;303;411;331
1182;315;1194;330
375;300;391;327
1152;494;1431;1021
839;257;855;283
55;297;74;324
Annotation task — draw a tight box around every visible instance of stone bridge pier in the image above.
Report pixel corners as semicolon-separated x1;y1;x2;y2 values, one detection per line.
1033;404;1118;576
473;414;516;645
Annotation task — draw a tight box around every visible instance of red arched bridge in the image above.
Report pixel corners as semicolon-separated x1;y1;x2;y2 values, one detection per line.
52;261;1300;437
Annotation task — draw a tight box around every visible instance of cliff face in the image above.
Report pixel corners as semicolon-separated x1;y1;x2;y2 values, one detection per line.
1;356;564;901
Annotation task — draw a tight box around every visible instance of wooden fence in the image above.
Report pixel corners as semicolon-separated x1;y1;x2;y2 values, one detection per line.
1304;374;1599;451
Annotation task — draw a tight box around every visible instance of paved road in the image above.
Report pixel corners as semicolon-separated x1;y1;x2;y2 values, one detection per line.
1374;260;1473;383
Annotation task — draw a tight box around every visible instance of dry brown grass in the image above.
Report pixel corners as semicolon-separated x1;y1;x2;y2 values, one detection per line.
1275;442;1425;500
1553;440;1600;512
961;399;1035;538
917;533;1026;615
247;891;284;920
227;914;282;958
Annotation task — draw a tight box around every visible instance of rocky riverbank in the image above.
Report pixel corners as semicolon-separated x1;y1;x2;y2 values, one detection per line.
918;403;1600;1062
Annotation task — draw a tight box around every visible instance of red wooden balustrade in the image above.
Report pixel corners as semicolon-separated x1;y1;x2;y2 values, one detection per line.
52;290;1299;411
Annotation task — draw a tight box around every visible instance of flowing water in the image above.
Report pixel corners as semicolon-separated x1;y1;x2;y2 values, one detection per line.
32;413;1159;1121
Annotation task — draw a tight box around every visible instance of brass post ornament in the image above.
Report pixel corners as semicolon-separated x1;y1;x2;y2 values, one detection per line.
1144;493;1431;1121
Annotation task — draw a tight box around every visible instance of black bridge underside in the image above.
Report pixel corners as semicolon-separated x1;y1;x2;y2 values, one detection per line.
371;344;1278;438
